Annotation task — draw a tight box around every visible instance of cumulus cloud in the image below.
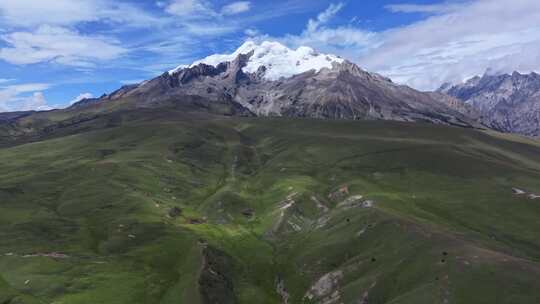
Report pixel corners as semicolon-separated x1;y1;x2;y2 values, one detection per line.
0;25;127;66
0;83;52;112
19;92;51;111
221;1;251;15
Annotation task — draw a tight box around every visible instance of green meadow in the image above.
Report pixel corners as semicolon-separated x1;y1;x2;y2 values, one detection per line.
0;108;539;303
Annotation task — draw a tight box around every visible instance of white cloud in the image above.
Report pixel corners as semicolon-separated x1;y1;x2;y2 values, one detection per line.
244;28;260;37
162;0;251;18
221;1;251;15
255;3;375;59
358;0;540;90
0;0;160;27
183;22;239;36
306;2;343;32
69;92;94;105
0;0;96;26
255;0;540;91
19;92;51;111
283;26;375;52
384;3;461;14
156;0;246;39
160;0;252;22
290;3;375;50
161;0;217;18
292;3;375;51
0;25;127;66
0;78;15;84
0;83;52;112
1;83;51;93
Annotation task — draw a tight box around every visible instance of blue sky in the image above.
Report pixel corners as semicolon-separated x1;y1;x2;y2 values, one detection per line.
0;0;539;111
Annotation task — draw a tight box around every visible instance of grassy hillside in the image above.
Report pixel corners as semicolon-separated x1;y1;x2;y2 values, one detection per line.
0;109;539;303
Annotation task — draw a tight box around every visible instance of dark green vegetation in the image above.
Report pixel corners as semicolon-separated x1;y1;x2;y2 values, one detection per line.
0;108;539;303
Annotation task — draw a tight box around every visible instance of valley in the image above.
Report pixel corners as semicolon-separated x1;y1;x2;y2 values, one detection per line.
0;108;539;303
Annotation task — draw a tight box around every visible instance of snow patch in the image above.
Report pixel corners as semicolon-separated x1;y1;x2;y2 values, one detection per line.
170;41;343;80
168;64;188;75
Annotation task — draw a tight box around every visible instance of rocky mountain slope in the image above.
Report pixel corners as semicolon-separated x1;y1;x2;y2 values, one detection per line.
438;71;540;136
73;41;479;128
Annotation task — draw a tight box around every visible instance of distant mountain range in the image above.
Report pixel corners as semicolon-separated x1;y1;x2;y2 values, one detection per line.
6;41;540;139
438;71;540;137
71;41;479;128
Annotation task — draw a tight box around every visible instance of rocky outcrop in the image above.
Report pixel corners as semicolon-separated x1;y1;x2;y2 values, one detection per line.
304;270;344;304
438;71;540;136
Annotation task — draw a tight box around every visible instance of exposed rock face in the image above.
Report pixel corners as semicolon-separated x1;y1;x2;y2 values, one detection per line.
79;44;480;128
426;92;484;122
304;270;344;304
438;72;540;136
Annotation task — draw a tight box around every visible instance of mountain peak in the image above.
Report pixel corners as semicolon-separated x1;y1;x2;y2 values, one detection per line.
169;40;344;81
441;70;540;136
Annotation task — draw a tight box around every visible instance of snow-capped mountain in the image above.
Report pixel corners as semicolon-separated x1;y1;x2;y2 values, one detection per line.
170;41;344;81
73;41;480;128
438;71;540;136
